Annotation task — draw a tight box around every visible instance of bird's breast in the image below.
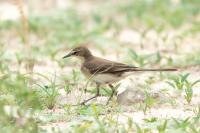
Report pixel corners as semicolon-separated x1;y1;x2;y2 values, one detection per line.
93;74;123;84
81;66;92;78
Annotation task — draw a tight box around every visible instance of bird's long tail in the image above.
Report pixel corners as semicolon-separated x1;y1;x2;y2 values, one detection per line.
130;68;177;71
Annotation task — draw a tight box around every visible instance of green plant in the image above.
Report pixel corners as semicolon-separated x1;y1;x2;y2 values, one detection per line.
42;85;59;109
184;79;200;103
134;123;150;133
91;104;106;133
166;73;190;90
0;72;42;133
72;69;80;84
173;117;191;130
193;106;200;119
143;117;157;123
143;91;156;114
127;117;133;132
64;84;73;94
157;120;168;133
184;82;193;104
128;49;148;67
167;73;200;103
34;73;59;109
191;108;200;133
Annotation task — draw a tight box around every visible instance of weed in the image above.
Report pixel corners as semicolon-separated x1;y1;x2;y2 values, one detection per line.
63;84;73;94
143;91;156;114
144;117;157;123
167;73;200;103
184;81;193;104
33;73;59;109
127;117;133;132
135;122;150;133
157;120;168;133
128;49;148;67
166;73;190;90
173;117;191;130
0;72;42;133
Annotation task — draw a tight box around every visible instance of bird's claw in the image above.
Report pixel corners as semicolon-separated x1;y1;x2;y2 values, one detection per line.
80;101;86;105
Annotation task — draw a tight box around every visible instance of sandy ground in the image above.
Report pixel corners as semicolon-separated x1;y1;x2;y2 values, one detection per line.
36;62;200;132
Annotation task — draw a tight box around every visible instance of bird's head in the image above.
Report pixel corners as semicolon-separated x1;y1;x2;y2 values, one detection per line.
63;46;92;59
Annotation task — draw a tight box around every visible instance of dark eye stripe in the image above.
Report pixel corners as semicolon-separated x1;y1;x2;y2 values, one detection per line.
74;50;81;53
72;51;77;54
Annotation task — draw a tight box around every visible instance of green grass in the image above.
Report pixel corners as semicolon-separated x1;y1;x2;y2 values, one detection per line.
0;73;42;133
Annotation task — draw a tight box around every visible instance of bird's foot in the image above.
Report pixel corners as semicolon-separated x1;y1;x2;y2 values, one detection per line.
80;94;100;105
106;99;111;105
80;101;86;105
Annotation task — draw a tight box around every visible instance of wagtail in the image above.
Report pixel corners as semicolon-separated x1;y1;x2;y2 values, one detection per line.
63;46;177;105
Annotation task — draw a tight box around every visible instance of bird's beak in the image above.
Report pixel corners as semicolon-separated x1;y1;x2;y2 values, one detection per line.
63;51;74;59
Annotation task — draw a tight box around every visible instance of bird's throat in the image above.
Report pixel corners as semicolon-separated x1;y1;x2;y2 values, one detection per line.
77;56;85;63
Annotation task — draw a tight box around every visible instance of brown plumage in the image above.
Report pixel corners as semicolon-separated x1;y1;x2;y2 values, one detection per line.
63;46;177;105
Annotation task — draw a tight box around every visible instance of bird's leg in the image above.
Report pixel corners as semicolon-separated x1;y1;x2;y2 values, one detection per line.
80;83;100;105
106;84;115;104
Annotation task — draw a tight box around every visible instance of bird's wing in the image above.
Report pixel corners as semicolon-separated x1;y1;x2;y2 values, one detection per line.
84;57;137;75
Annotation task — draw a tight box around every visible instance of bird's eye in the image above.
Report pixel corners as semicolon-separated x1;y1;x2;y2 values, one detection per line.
73;51;77;54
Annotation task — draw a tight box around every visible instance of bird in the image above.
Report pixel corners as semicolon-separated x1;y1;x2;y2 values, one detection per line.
63;46;177;105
